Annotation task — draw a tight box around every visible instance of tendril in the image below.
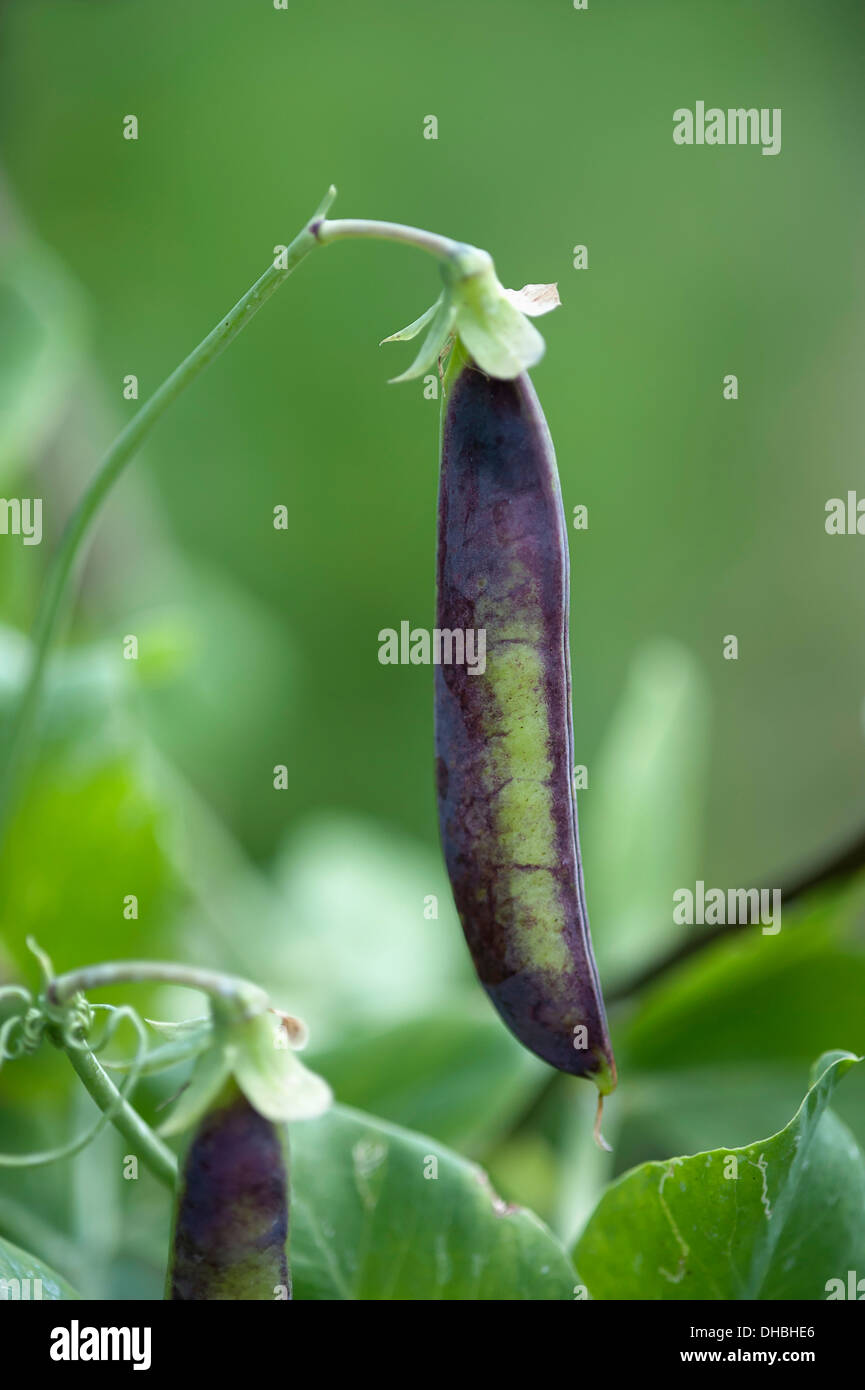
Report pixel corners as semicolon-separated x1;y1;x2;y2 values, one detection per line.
0;999;148;1169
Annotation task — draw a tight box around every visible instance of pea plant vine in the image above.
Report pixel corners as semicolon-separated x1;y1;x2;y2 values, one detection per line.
0;187;862;1303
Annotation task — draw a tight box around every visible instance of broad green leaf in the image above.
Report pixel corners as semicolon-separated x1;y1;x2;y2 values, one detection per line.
0;1234;80;1300
583;639;709;984
291;1104;576;1300
575;1051;865;1300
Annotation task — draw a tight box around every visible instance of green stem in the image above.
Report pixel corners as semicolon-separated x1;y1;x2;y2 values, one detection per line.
0;188;478;842
314;216;460;262
0;184;336;841
49;960;268;1017
63;1044;177;1191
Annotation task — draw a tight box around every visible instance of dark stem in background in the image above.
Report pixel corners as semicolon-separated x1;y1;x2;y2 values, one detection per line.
607;821;865;1003
501;824;865;1149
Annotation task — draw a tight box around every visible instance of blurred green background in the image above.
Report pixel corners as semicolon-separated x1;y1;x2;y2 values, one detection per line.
1;0;865;1298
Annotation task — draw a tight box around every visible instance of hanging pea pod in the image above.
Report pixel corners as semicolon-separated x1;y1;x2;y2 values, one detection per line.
434;342;616;1100
167;1079;290;1301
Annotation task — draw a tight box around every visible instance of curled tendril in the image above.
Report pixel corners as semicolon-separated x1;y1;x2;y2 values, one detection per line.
26;935;56;986
0;1012;28;1062
0;1002;149;1170
0;984;32;1009
0;945;151;1170
85;1003;146;1059
0;986;44;1063
58;996;94;1050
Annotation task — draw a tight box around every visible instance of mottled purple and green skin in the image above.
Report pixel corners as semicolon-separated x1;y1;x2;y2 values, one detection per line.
167;1082;290;1301
435;352;615;1093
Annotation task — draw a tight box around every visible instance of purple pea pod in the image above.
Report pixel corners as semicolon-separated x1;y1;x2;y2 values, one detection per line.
435;347;616;1102
167;1082;291;1301
162;1006;331;1300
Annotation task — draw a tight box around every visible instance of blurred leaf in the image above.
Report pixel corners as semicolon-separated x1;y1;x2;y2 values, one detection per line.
575;1052;864;1300
269;814;471;1044
291;1104;576;1300
0;626;182;974
0;742;178;972
618;883;865;1076
310;1009;546;1153
582;640;710;985
130;567;300;841
549;1078;619;1246
485;1134;560;1228
266;816;557;1151
0;238;86;479
0;623;138;755
618;1065;816;1161
71;1104;120;1300
0;1191;81;1288
0;1233;80;1299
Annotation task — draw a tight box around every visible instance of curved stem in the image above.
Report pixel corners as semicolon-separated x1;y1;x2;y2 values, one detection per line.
63;1044;177;1191
49;961;267;1016
314;216;460;262
0;184;336;842
0;186;480;843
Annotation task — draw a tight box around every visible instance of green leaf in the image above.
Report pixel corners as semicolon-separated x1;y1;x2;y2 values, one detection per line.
583;639;710;984
291;1105;577;1300
0;1234;80;1300
575;1051;865;1300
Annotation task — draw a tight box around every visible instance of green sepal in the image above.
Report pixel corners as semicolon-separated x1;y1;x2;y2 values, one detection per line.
380;296;442;344
159;1035;232;1137
386;296;457;384
382;243;559;383
455;288;545;379
159;1006;331;1136
230;1013;332;1124
146;1015;211;1043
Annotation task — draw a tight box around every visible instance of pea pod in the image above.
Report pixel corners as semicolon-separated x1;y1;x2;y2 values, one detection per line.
167;1080;290;1301
435;346;616;1097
